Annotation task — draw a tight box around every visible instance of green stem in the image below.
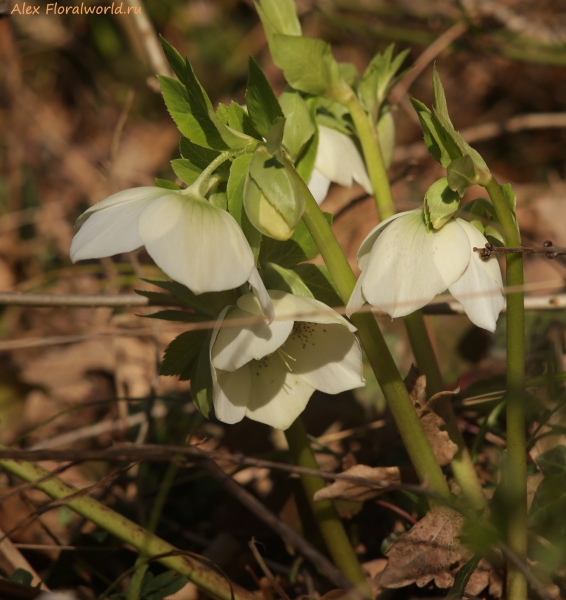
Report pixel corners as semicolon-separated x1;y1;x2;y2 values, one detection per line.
484;177;526;600
0;450;258;600
285;419;372;599
404;310;487;510
283;155;450;500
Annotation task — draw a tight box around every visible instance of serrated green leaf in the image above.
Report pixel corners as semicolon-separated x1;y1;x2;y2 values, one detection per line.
171;159;202;186
226;102;261;139
444;555;481;600
179;137;221;169
461;197;497;219
246;56;285;138
190;333;214;416
292;263;342;307
254;0;301;52
141;279;237;317
259;212;333;267
143;310;208;323
216;102;230;125
155;178;181;190
279;89;315;160
272;35;342;96
158;75;228;150
265;116;286;155
447;154;478;197
227;154;261;260
501;183;517;212
160;36;186;82
159;329;209;377
432;63;451;123
295;97;319;182
263;262;314;297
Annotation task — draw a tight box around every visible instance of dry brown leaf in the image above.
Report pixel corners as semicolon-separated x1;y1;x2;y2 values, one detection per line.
405;366;459;466
313;465;401;503
379;506;464;589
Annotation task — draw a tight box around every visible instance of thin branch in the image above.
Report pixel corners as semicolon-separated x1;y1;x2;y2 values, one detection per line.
475;241;566;259
248;539;291;600
0;444;428;496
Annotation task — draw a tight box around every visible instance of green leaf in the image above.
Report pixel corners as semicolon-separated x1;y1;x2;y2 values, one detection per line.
485;225;505;245
158;75;229;150
180;137;221;169
171;159;202;186
265;116;286;155
424;177;461;230
294;97;319;182
432;64;451;124
10;569;33;587
447;154;479;197
536;446;566;476
279;89;315;160
141;279;238;317
259;212;333;268
155;178;181;190
143;310;208;323
444;555;481;600
160;36;187;82
245;56;285;138
227;154;262;260
292;263;342;307
190;332;214;416
144;570;189;600
501;183;517;212
226;102;261;139
461;197;497;219
160;329;209;378
272;35;342;96
254;0;301;51
263;262;314;297
215;102;230;125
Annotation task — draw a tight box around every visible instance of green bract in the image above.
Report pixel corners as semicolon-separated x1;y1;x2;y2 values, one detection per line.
244;147;305;241
424;177;461;231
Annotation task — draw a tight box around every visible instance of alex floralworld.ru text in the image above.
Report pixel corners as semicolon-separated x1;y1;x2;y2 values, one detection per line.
11;2;141;15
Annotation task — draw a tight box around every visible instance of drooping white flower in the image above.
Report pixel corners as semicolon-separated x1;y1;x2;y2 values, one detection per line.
346;209;504;332
70;186;273;318
210;290;365;430
308;126;372;204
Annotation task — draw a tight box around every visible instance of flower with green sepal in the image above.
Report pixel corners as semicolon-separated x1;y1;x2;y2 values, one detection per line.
210;290;365;429
346;202;504;332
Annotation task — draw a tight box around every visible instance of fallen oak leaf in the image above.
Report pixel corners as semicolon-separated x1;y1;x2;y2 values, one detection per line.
405;366;459;466
313;465;401;502
379;506;465;589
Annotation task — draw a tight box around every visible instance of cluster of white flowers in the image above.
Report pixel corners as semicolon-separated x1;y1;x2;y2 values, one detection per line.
70;127;504;429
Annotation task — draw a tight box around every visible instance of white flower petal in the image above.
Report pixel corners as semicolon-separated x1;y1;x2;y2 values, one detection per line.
246;353;315;429
213;366;251;424
315;126;372;193
356;210;413;271
70;192;158;262
75;187;166;227
361;211;470;317
269;291;357;331
346;276;366;317
307;169;332;205
211;306;293;371
138;194;254;294
284;323;365;393
449;220;504;331
248;267;275;323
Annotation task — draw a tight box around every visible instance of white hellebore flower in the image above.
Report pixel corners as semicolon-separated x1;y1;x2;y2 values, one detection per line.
307;126;372;204
210;290;365;430
70;186;273;318
347;209;505;332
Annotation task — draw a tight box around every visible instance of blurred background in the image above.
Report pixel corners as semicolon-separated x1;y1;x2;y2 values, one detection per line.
0;0;566;597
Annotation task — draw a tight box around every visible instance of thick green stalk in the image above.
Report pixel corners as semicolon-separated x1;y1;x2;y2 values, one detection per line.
334;88;396;220
484;177;526;600
285;419;372;599
284;156;450;500
0;450;258;600
404;311;487;510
